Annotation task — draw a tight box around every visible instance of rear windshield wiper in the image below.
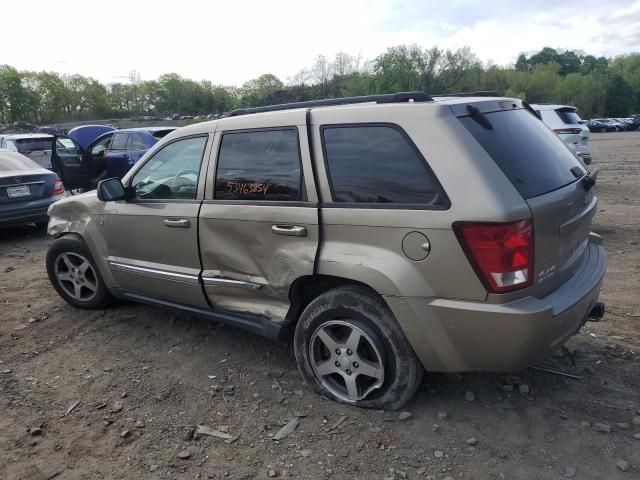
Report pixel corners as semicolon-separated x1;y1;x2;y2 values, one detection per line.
466;104;493;130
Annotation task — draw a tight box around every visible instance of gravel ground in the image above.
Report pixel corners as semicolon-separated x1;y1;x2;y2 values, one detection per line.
1;132;639;480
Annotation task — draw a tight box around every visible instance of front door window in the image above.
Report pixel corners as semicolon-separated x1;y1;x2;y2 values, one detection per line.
131;136;207;200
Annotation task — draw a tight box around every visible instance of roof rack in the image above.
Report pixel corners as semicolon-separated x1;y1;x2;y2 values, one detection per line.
227;91;433;117
432;91;500;98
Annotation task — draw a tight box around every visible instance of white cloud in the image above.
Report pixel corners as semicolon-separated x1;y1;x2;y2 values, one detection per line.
602;0;640;22
2;0;639;86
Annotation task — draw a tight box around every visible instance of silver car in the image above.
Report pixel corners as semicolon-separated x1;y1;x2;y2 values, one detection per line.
45;93;606;410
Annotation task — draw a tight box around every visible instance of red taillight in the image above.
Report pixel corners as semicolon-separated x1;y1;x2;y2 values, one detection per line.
553;128;582;135
455;219;534;294
52;179;65;196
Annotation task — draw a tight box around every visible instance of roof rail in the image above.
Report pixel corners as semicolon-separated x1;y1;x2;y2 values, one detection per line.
227;91;433;117
433;91;500;98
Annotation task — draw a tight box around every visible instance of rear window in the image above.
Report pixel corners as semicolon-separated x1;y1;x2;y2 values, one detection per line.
128;133;148;150
15;138;51;152
555;109;582;125
459;109;585;199
214;129;302;201
110;133;129;150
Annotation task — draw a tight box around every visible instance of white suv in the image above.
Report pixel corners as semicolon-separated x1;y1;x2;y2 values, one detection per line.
530;104;591;164
0;133;56;169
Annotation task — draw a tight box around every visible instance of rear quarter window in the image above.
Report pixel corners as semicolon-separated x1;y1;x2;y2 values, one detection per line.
459;108;585;199
321;124;448;207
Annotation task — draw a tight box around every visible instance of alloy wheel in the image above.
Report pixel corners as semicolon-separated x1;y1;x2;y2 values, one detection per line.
54;252;98;302
309;319;385;402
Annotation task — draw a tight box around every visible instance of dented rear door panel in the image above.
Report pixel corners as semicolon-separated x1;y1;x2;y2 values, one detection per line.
199;114;319;322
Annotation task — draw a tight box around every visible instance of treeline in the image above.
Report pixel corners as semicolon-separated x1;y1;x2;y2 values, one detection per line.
0;46;638;125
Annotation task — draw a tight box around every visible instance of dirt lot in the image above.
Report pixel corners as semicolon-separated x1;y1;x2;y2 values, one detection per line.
1;132;639;480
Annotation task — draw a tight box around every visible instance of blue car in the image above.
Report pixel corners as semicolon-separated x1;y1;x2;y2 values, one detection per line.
102;127;177;179
58;126;176;191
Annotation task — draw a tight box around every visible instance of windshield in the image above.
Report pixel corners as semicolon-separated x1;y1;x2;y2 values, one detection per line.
459;108;586;199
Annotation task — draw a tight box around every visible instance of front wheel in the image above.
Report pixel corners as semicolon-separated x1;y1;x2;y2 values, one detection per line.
46;235;112;309
294;286;423;410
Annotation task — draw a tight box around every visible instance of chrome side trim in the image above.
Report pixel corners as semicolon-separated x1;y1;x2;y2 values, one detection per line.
202;276;263;290
109;261;200;284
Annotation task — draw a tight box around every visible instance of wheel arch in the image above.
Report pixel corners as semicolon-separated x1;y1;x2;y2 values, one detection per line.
286;274;388;324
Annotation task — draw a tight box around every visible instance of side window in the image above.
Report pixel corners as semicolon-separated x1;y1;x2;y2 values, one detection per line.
131;136;207;200
322;125;448;207
214;129;301;201
91;135;112;156
128;133;148;150
110;133;129;151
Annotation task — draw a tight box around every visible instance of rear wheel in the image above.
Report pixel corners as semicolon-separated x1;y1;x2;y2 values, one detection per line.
46;235;112;309
294;286;423;410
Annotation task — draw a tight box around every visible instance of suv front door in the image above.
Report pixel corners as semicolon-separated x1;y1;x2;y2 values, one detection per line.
101;134;211;307
199;114;319;322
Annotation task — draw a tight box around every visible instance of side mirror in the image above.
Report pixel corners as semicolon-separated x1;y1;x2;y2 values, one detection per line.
97;177;127;202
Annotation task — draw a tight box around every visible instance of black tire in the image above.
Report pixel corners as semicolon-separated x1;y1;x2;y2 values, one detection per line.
46;234;112;309
294;285;423;410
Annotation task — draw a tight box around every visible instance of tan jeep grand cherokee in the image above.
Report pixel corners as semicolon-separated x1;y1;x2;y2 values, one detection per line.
46;92;606;410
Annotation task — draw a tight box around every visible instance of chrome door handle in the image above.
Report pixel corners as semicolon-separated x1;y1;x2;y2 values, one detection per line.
164;218;191;228
271;225;307;237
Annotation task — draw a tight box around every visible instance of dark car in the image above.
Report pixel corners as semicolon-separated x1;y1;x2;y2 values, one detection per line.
0;149;65;228
38;126;66;136
54;127;177;192
587;119;615;132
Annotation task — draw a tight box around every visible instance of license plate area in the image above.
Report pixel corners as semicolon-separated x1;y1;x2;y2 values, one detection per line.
6;185;31;198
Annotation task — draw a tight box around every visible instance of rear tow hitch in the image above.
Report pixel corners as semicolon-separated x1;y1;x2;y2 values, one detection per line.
587;302;605;321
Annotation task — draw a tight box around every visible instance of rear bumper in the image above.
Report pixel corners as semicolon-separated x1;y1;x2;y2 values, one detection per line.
385;236;606;372
0;197;59;227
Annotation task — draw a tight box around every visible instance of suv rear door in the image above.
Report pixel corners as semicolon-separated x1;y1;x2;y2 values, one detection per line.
199;111;319;322
456;101;594;299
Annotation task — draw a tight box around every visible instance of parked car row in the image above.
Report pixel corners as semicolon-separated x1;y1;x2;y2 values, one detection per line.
1;123;178;228
130;113;224;122
587;116;639;132
61;125;177;191
0;121;66;136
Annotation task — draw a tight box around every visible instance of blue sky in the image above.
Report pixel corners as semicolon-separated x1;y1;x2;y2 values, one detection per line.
4;0;639;86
